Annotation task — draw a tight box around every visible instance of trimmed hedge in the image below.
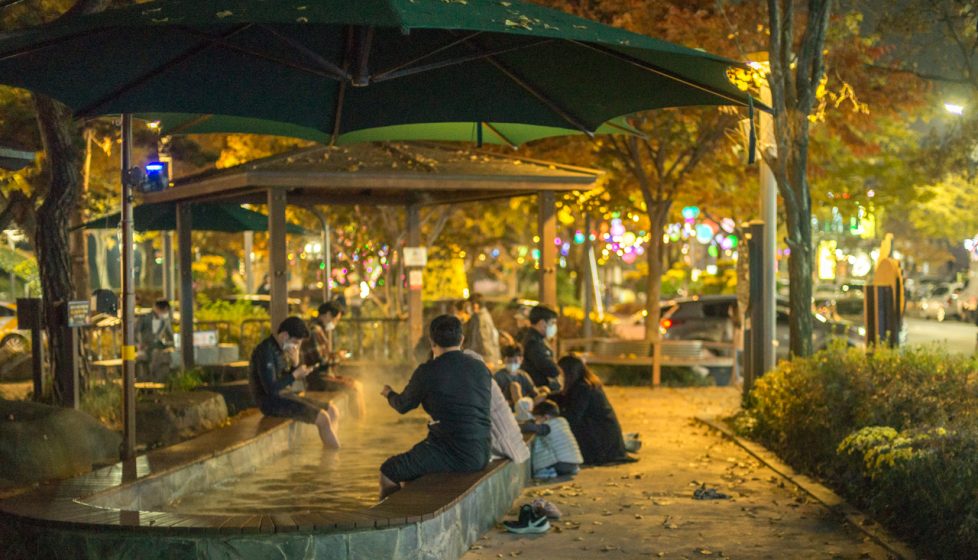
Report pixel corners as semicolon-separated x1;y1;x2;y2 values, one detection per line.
738;344;978;556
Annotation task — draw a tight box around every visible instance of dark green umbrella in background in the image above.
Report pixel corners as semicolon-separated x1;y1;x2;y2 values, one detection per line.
78;202;310;234
142;113;643;148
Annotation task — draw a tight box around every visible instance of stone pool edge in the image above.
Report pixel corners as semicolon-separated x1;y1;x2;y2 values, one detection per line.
0;399;530;560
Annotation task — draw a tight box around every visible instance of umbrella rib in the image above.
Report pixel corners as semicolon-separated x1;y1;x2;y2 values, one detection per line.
481;122;518;149
463;39;593;137
257;24;351;81
570;40;773;113
605;120;648;139
330;27;355;146
175;26;345;81
166;114;214;135
372;38;554;83
0;26;111;62
372;31;484;79
76;24;253;117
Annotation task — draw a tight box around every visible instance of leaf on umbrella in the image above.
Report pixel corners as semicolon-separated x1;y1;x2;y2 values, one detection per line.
216;11;233;18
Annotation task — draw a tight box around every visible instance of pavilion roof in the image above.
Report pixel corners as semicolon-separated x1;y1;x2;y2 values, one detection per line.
143;142;602;207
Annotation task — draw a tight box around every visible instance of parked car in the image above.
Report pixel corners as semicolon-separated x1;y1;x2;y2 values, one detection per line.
819;294;907;346
916;283;959;322
657;295;860;361
0;301;28;353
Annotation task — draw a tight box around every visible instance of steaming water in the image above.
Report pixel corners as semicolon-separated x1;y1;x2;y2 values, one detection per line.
165;391;429;514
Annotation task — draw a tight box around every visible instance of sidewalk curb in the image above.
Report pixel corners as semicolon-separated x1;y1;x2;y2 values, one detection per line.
694;415;916;560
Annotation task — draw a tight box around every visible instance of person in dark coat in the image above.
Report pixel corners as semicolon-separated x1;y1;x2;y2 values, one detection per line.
249;317;340;448
521;305;561;391
553;355;633;465
136;299;174;381
379;315;492;500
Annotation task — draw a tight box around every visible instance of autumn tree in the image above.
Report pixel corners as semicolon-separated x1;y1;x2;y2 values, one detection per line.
0;0;116;404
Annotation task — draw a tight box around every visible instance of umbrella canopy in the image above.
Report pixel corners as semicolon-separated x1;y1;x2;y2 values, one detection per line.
0;0;761;141
143;113;643;148
79;202;310;234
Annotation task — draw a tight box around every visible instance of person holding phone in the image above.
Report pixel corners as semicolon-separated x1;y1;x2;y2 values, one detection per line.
249;317;340;448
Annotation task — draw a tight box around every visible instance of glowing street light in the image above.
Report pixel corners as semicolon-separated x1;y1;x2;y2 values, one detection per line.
945;102;965;115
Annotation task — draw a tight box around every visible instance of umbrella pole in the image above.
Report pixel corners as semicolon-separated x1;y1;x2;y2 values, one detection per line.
120;113;137;461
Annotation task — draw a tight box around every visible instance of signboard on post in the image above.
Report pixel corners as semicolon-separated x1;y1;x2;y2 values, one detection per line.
408;269;423;290
68;300;90;328
403;247;428;268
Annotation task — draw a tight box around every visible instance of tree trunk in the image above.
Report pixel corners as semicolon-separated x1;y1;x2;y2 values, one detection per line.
33;94;82;405
785;188;813;357
70;129;92;300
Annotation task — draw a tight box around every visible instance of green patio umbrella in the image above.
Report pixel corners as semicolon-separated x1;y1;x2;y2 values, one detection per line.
0;0;763;140
78;202;310;234
0;0;762;459
142;113;643;148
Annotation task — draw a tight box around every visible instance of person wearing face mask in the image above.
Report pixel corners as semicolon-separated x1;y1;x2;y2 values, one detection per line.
249;317;341;448
301;300;366;419
493;345;550;408
520;305;562;392
136;299;174;381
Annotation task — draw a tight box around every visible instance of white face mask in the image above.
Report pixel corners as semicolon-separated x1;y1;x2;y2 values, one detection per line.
545;323;558;339
506;362;521;374
323;321;335;332
282;340;298;352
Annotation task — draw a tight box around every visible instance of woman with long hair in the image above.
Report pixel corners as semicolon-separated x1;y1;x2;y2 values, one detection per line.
554;355;633;465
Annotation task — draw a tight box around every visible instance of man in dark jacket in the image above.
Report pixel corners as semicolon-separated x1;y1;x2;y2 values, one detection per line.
250;317;340;448
379;314;492;499
521;305;562;391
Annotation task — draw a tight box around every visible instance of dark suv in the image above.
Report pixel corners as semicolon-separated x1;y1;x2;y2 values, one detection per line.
659;295;860;360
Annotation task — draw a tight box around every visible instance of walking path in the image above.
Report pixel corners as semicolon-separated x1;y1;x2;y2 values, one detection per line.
463;386;891;560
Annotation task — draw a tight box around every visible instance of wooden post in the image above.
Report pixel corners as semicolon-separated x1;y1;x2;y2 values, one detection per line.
243;231;254;295
162;232;174;301
177;202;194;370
538;191;557;308
406;204;424;349
268;189;288;330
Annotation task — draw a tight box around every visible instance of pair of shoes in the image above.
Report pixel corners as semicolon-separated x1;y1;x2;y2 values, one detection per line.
624;432;642;453
533;467;558;480
504;504;551;534
531;498;562;519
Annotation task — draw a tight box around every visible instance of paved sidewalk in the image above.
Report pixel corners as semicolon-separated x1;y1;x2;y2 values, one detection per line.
463;386;892;560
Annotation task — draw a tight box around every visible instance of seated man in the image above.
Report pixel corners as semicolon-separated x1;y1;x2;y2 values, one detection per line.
136;299;174;382
301;300;366;419
249;317;340;448
379;315;492;500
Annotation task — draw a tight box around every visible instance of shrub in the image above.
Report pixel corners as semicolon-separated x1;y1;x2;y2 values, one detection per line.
81;383;121;430
166;368;205;392
742;344;978;556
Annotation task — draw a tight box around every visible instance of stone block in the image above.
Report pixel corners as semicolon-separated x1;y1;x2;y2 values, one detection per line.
136;391;228;447
0;400;120;484
311;533;349;560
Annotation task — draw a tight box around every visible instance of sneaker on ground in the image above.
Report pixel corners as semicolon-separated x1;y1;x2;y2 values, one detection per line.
504;504;551;534
531;498;562;519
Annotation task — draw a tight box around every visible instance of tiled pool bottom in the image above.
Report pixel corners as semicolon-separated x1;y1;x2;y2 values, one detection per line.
166;407;429;514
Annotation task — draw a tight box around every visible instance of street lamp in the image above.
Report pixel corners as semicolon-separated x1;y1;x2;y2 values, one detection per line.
945;102;965;115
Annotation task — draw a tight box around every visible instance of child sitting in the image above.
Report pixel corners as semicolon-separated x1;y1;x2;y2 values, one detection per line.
494;345;550;408
521;400;583;479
